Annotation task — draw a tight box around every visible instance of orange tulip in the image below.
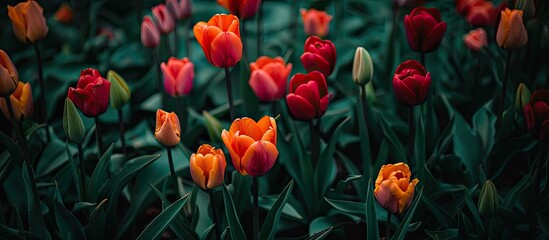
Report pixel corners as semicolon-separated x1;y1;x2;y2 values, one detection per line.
7;0;49;44
154;109;181;147
374;162;419;214
54;3;74;24
193;14;242;68
0;50;19;97
496;8;528;49
221;116;278;176
0;82;33;121
300;8;332;37
189;144;227;189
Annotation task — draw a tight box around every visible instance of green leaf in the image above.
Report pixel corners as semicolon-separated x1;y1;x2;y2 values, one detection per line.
324;198;364;216
136;193;190;240
463;189;485;232
54;188;87;240
221;183;247;240
334;175;362;194
85;199;107;240
425;229;458;240
391;187;423;240
200;224;216;240
21;164;47;238
260;180;294;240
305;226;333;240
366;178;379;240
537;213;549;236
378;115;407;161
65;140;82;202
502;171;532;208
0;129;23;165
414;113;425;179
87;144;114;202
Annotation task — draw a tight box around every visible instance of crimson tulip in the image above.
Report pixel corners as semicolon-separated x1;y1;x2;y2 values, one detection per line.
467;1;496;26
67;68;111;117
392;60;431;107
524;89;549;142
286;71;331;120
141;16;161;48
404;7;447;53
152;4;175;34
300;36;336;77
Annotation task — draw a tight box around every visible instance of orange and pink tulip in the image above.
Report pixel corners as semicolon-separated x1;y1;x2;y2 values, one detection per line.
7;0;49;44
194;14;243;68
154;109;181;147
374;162;419;214
496;8;528;49
189;144;227;189
249;56;292;102
0;50;19;97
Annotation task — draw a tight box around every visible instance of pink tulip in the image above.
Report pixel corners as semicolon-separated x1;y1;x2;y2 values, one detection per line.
141;16;160;48
249;56;292;102
152;4;175;34
464;28;488;51
161;57;195;97
166;0;191;20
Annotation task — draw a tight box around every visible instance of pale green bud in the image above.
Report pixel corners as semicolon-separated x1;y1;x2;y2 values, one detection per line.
108;70;131;109
515;83;531;112
352;47;373;86
478;180;499;217
63;98;86;143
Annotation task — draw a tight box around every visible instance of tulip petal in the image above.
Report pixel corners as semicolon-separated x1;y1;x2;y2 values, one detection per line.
175;62;194;95
7;5;27;43
189;154;207;189
23;1;48;43
300;52;331;76
249;70;279;101
295;81;320;110
404;15;419;51
241;141;278;176
193;22;207;47
504;11;528;49
230;134;255;174
393;77;418;107
496;10;510;47
423;22;447;52
286;94;316;120
210;32;243;68
417;73;431;104
374;180;400;214
523;105;535;130
161;62;176;96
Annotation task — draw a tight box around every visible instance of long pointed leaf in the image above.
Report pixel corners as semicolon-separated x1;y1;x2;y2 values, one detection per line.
221;183;247;240
88;144;114;201
136;193;190;240
366;178;379;240
391;187;423;240
260;180;294;240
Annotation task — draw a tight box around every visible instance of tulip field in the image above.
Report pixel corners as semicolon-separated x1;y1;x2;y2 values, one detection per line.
1;0;549;239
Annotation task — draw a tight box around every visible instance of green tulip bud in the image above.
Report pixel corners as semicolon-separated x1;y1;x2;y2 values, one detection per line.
352;47;373;86
515;83;531;112
63;98;86;143
478;180;499;218
108;70;131;109
203;110;222;142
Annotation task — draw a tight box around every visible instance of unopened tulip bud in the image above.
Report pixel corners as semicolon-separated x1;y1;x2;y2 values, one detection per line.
515;83;531;112
352;47;373;86
0;50;19;97
7;1;49;44
478;180;499;217
108;70;131;109
155;109;181;147
496;9;528;49
63;98;86;143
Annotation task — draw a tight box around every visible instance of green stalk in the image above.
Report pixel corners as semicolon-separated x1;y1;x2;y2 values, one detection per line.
33;44;50;141
165;35;172;58
152;48;163;91
167;147;181;199
241;20;248;60
496;50;513;129
252;176;259;240
173;28;179;57
77;143;87;202
176;96;187;134
386;211;392;239
309;120;320;167
185;18;191;57
209;189;221;239
94;116;104;155
409;107;415;162
117;108;126;156
256;3;263;57
357;85;372;178
224;68;235;120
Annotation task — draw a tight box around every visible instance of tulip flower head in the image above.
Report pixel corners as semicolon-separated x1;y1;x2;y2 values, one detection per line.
404;7;447;53
155;109;181;147
464;28;488;51
7;0;49;44
193;14;242;68
161;57;195;97
352;47;374;86
67;68;111;117
286;71;331;120
248;56;292;102
107;70;131;109
456;0;482;15
54;3;74;24
152;4;175;34
374;162;419;214
166;0;191;20
392;60;431;107
190;144;227;189
141;16;161;48
515;83;531;112
496;8;528;49
466;1;496;26
217;0;261;20
523;89;549;143
221;116;278;176
0;82;33;122
300;8;332;38
0;50;19;97
63;98;86;144
300;36;336;77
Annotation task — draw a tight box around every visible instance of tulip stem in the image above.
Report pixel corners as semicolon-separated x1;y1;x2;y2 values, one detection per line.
209;189;221;239
152;48;163;91
242;20;248;60
117;109;127;157
165;35;172;58
5;97;28;164
34;44;50;142
224;68;235;120
77;143;87;202
420;52;425;67
176;96;187;134
386;211;392;239
252;176;259;240
496;50;513;130
309;120;320;167
358;85;372;178
409;107;415;162
173;30;178;57
185;18;191;57
167;147;181;199
94;116;104;155
256;3;263;57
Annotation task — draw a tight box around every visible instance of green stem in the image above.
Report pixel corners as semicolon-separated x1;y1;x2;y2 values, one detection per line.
117;109;126;156
252;176;259;240
242;20;248;60
357;85;372;178
256;3;263;57
420;52;425;67
409;107;415;161
209;189;221;239
386;211;392;240
176;96;187;134
167;147;181;199
385;6;399;90
33;44;50;142
152;48;162;91
165;35;172;58
185;18;191;57
173;28;179;57
309;120;320;167
94;116;104;155
77;143;87;202
224;68;235;120
496;50;513;130
5;97;27;164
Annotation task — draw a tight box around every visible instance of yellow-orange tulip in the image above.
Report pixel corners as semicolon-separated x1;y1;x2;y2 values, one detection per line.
221;116;277;176
193;14;242;68
374;162;419;214
496;8;528;49
0;50;19;97
189;144;227;189
154;109;181;147
7;0;49;44
0;82;33;121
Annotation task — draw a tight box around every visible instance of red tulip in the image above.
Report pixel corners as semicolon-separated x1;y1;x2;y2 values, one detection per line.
67;68;111;117
300;8;332;37
161;57;194;97
392;60;431;107
404;7;447;53
193;14;242;68
141;16;160;48
467;1;496;26
286;71;331;120
249;56;292;102
300;36;336;77
456;0;483;15
523;89;549;142
464;28;488;51
217;0;261;20
152;4;175;34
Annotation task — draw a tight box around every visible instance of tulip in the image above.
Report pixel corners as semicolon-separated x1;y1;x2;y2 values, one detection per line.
374;162;419;214
189;144;227;189
0;50;19;97
152;4;175;34
352;47;373;86
478;180;499;217
141;16;161;48
248;56;292;101
464;28;488;51
0;82;33;121
456;0;483;15
496;9;528;49
193;14;242;68
63;98;85;144
7;0;49;44
67;68;111;117
217;0;261;20
523;89;549;142
161;57;194;97
286;71;331;120
466;1;496;27
54;3;74;24
515;83;531;112
300;8;332;38
221;116;278;176
404;7;447;53
155;109;181;147
300;36;336;77
107;70;131;109
166;0;191;20
392;60;431;107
